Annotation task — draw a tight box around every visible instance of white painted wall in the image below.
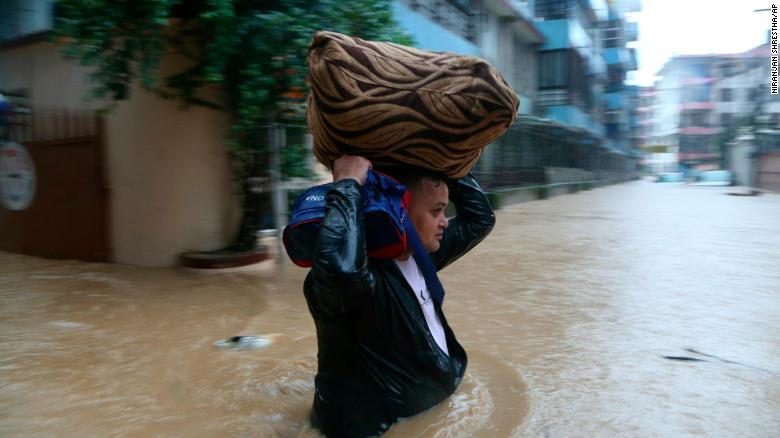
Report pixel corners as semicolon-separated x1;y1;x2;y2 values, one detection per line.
713;66;761;115
652;73;680;144
104;82;238;266
476;3;538;114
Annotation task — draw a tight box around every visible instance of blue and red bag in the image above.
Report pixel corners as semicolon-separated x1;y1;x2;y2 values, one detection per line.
283;170;410;267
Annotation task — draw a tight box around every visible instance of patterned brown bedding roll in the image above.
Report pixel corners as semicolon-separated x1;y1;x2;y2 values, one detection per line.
306;30;519;179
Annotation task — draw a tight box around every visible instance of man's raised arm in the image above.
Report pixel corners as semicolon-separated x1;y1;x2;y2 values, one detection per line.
307;156;375;319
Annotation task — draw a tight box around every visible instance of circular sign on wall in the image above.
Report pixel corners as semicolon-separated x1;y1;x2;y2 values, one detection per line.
0;141;37;211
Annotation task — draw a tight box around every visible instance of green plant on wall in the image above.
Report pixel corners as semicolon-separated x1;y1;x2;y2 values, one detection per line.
54;0;412;250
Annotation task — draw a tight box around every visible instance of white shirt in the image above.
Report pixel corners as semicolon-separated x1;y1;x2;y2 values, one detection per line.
394;257;449;356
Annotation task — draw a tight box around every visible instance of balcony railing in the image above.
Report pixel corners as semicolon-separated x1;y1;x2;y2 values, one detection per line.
680;102;715;111
408;0;476;41
678;127;721;135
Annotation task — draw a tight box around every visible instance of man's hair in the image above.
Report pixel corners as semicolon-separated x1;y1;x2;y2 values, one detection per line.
376;165;449;191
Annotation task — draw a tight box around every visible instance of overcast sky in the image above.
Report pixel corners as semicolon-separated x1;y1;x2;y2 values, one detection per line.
626;0;771;86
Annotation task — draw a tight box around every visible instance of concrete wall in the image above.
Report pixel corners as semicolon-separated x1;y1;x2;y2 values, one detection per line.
104;84;238;266
476;8;538;115
544;166;593;184
0;41;240;266
0;41;102;110
545;105;606;137
512;36;538;113
728;135;756;186
484;177;638;210
757;151;780;193
645;152;679;174
653;73;680;141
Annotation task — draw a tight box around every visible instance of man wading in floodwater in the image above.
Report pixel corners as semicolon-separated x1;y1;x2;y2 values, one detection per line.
303;155;495;436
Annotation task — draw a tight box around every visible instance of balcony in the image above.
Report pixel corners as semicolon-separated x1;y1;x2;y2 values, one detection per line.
506;0;533;19
678;152;719;161
625;21;638;42
618;0;642;13
605;91;626;110
536;0;593;52
603;47;632;68
680;77;717;85
483;0;545;44
590;51;607;75
543;105;606;138
536;16;604;76
680;102;715;111
628;48;638;71
393;1;480;55
679;127;721;135
536;18;594;52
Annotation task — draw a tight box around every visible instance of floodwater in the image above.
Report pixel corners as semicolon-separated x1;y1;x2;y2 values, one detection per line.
1;180;779;437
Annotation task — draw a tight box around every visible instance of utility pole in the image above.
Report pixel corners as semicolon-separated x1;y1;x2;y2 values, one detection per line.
269;123;287;262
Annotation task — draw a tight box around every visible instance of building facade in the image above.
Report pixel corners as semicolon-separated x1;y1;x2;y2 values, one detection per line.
534;0;608;137
393;0;642;188
393;0;545;115
648;41;780;173
1;1;648;265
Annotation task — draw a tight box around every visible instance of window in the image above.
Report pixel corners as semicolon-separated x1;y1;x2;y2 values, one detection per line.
679;135;699;153
569;52;592;108
604;28;620;48
750;86;761;101
539;51;568;88
721;89;733;102
450;0;470;8
690;64;709;78
684;86;709;102
607;66;625;89
407;0;475;41
603;20;623;48
680;111;709;127
535;0;572;19
720;113;733;127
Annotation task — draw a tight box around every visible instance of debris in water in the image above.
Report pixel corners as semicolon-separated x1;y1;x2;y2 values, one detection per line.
663;356;710;362
214;335;275;350
727;190;762;197
50;321;87;329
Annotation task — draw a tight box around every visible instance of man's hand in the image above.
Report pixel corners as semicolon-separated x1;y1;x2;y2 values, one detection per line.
333;155;372;185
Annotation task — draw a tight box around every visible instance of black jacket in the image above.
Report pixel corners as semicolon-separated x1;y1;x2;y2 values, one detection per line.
305;174;495;437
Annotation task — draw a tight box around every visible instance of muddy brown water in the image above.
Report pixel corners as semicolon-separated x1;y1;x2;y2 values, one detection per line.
1;181;779;437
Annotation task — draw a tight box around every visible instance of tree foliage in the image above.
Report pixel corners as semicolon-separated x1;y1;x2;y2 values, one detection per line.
54;0;412;250
54;0;412;167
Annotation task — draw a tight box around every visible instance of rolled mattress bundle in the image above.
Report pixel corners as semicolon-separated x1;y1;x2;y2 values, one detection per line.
306;31;519;179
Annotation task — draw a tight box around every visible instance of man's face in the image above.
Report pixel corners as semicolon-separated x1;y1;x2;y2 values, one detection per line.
408;178;449;253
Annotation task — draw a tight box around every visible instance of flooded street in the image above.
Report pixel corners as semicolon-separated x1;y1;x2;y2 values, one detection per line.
1;180;779;437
